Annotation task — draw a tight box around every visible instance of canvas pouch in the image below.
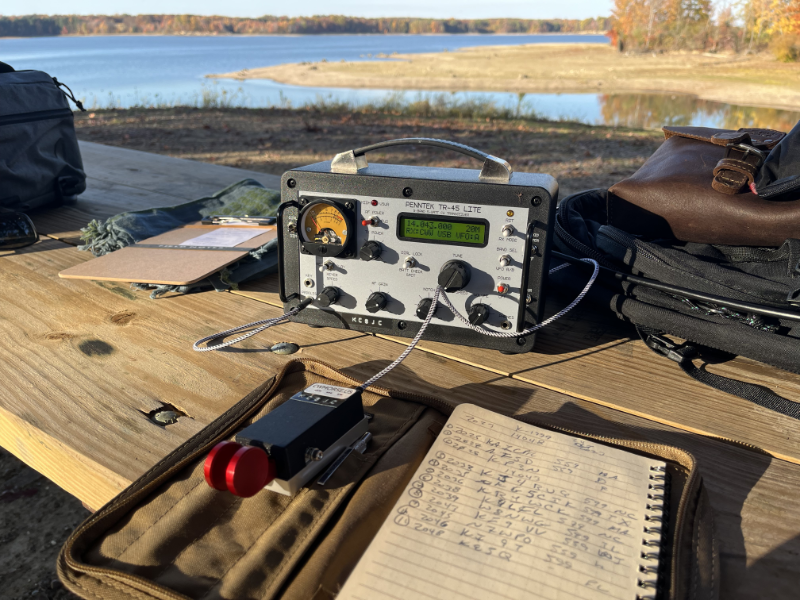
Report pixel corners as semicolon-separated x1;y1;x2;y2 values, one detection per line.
58;359;719;600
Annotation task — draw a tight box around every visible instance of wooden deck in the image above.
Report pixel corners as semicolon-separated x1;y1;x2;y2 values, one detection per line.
2;141;800;597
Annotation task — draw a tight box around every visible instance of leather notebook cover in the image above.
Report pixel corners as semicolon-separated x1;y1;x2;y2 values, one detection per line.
58;223;277;285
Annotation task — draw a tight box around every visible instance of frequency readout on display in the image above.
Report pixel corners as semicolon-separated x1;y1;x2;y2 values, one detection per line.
398;216;487;245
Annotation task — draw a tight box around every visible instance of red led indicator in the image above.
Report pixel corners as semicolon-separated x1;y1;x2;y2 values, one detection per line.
371;199;378;206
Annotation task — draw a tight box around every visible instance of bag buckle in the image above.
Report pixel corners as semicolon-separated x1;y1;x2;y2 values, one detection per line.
643;333;697;364
725;142;767;166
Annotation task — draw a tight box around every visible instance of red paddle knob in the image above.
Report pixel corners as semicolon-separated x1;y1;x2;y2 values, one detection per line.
204;441;243;490
225;446;276;498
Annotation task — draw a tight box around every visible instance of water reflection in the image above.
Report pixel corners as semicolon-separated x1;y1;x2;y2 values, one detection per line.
598;93;800;131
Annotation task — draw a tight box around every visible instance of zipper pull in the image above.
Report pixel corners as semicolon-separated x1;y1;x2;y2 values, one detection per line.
53;77;86;112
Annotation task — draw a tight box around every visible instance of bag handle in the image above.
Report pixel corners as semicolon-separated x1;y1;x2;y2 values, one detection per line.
330;137;513;183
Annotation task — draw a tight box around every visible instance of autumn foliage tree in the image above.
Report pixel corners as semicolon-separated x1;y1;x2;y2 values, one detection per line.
0;15;612;37
611;0;713;51
611;0;800;54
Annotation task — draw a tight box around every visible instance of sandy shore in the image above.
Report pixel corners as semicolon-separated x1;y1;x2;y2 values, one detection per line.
210;43;800;111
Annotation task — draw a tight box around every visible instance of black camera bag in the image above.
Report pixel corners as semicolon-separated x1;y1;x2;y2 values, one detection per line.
0;61;86;212
552;188;800;418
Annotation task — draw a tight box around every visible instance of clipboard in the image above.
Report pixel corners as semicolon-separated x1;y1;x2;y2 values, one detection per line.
58;223;277;286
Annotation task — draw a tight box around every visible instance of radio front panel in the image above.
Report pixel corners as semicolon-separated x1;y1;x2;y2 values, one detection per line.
279;162;557;353
297;192;529;333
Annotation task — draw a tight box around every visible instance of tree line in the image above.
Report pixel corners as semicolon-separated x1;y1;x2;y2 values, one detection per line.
611;0;800;58
0;14;611;37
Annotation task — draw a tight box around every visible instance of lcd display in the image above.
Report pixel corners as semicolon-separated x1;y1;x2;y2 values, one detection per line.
398;216;487;246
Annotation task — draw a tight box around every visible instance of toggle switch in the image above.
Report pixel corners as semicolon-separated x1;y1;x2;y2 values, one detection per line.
361;216;380;227
403;256;417;269
501;224;515;238
498;254;512;267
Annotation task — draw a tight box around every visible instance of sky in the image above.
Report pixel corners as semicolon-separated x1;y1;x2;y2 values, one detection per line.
1;1;614;20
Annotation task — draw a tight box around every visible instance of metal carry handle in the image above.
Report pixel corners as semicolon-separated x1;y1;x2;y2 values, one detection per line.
330;137;513;183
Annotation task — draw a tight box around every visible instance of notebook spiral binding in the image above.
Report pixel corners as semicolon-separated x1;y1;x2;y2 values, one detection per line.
636;465;670;600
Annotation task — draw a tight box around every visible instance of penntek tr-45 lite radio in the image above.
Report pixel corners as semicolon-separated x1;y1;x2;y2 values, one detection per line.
277;138;558;354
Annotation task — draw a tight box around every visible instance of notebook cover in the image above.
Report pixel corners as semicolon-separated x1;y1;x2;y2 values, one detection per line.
58;224;276;286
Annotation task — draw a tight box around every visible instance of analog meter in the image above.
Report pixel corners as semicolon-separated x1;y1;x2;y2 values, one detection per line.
298;200;354;257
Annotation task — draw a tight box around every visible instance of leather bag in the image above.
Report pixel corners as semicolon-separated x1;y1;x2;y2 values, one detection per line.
607;126;796;246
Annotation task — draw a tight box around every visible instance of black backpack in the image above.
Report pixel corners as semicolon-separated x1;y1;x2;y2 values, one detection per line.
552;187;800;419
0;61;86;212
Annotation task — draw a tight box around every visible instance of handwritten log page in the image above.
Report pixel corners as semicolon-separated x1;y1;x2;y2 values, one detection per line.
338;404;666;600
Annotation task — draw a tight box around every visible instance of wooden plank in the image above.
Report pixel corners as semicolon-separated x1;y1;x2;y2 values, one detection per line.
31;142;283;246
79;141;282;196
2;241;800;597
236;276;800;464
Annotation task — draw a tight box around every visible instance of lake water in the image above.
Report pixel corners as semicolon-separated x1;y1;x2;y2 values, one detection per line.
2;34;798;130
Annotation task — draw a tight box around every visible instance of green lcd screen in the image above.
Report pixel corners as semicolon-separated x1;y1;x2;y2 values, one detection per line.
398;216;487;246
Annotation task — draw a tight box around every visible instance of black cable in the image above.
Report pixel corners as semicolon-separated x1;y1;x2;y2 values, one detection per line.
551;250;800;323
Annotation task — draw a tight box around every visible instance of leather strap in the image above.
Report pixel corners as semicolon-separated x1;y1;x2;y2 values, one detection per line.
712;144;766;194
712;157;758;194
710;131;751;146
638;328;800;420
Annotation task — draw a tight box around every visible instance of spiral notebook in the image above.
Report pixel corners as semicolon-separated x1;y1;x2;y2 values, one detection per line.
339;404;669;600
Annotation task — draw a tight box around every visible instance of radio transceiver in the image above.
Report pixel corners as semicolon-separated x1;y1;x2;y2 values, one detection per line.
277;138;558;354
197;139;600;498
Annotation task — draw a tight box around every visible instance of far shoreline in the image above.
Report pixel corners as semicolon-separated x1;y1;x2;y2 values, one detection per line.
0;31;610;40
208;43;800;113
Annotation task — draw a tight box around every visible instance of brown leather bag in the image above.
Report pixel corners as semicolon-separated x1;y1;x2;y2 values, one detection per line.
607;126;796;246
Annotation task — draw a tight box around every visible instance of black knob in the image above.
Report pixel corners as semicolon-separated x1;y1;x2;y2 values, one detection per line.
359;240;383;261
467;303;490;326
365;292;388;313
438;260;471;292
316;286;339;308
415;298;438;320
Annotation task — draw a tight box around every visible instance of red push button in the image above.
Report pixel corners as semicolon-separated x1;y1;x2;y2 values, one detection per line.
204;441;242;491
225;446;276;498
497;283;509;294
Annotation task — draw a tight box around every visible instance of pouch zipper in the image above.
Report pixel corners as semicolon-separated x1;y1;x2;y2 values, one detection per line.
759;177;800;198
0;108;74;127
554;214;610;265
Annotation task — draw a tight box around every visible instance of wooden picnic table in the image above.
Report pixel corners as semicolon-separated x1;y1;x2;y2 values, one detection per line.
2;141;800;598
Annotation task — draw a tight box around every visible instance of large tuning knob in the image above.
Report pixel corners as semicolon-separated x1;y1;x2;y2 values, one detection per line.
438;260;471;292
316;286;339;307
359;240;382;261
467;303;490;326
365;292;388;313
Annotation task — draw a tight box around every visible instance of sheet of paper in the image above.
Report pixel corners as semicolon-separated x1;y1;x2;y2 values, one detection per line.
179;227;264;248
338;404;666;600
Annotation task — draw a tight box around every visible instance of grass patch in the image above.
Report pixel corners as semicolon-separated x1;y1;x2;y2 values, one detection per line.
85;84;551;122
302;91;542;121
